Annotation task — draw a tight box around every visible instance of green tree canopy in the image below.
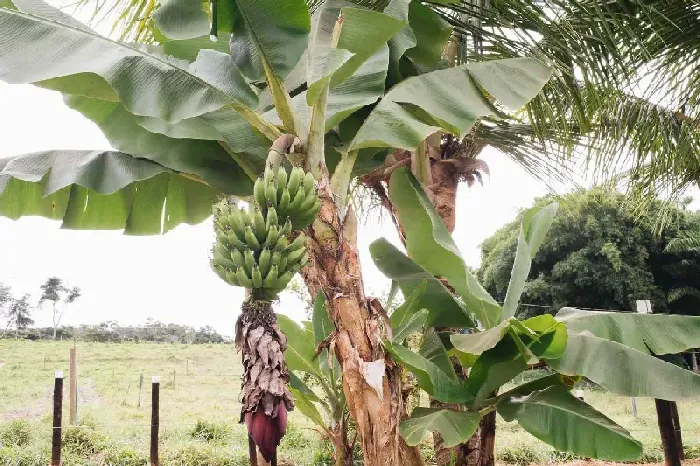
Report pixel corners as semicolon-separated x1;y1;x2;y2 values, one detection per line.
478;189;700;317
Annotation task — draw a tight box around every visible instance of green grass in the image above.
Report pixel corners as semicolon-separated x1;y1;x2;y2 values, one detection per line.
1;341;699;465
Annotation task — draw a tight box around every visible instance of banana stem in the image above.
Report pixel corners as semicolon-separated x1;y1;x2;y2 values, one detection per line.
305;11;344;180
411;140;432;185
329;150;358;214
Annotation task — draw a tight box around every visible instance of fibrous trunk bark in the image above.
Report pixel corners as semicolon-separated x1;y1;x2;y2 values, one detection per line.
300;175;421;466
330;416;354;466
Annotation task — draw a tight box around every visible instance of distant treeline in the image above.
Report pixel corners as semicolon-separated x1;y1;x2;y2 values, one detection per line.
7;320;230;344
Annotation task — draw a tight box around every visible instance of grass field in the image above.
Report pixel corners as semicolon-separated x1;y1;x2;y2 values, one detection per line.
0;340;698;465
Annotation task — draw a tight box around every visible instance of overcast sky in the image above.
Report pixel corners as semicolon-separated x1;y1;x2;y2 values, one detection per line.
0;1;668;336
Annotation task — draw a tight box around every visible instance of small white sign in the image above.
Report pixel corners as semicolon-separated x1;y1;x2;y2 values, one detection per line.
55;371;64;379
152;375;160;383
636;300;652;314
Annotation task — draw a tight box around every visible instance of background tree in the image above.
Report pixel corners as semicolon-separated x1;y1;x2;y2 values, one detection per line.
478;189;700;318
5;294;33;339
39;277;82;340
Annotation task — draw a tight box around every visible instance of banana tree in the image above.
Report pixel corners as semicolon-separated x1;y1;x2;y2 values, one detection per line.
371;167;700;462
0;0;552;463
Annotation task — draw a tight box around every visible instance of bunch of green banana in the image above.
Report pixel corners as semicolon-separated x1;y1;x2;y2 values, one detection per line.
210;166;319;298
253;166;321;230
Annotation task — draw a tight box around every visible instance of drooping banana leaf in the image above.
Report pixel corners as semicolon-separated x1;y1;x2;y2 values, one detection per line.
0;150;218;234
0;4;277;137
400;407;481;448
498;386;643;461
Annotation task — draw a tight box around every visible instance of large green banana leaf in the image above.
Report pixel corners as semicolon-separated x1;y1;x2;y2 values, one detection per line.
556;307;700;355
276;314;321;377
370;238;475;328
0;151;218;234
502;203;558;320
547;307;700;399
498;386;643;461
383;340;472;403
64;95;252;194
227;0;310;82
154;0;211;40
400;407;480;448
0;4;272;132
349;58;552;151
548;332;700;400
388;167;501;328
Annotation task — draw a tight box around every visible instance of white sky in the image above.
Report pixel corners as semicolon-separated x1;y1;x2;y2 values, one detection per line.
0;1;668;336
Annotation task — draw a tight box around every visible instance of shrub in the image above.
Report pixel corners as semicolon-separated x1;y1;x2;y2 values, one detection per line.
0;419;32;447
549;450;585;462
497;444;543;465
190;420;231;442
63;426;106;455
0;446;45;466
167;445;247;466
104;447;149;466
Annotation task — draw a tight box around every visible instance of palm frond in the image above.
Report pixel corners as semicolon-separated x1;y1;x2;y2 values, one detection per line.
668;286;700;303
435;0;700;213
665;235;700;254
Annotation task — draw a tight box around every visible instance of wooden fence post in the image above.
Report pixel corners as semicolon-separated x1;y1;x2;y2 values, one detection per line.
151;376;160;466
692;350;699;374
69;347;77;425
656;399;682;466
51;371;63;466
638;300;683;466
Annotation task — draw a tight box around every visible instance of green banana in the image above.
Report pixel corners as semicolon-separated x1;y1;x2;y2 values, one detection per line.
263;265;279;288
253;208;267;241
213;249;234;269
226;231;247;250
236;267;254;288
281;218;293;237
212;265;227;281
262;225;279;249
244;249;255;275
228;208;247;238
299;190;317;213
244;226;261;250
275;271;294;289
275;168;288;200
258;248;272;276
253;178;267;210
286;247;306;265
274;235;288;252
288;188;305;213
265;183;277;208
230;248;245;268
286;167;302;198
287;233;306;252
252;266;263;288
225;270;240;286
266;207;278;230
279;188;291;213
264;167;274;185
279;254;288;273
271;251;282;268
303;172;315;194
